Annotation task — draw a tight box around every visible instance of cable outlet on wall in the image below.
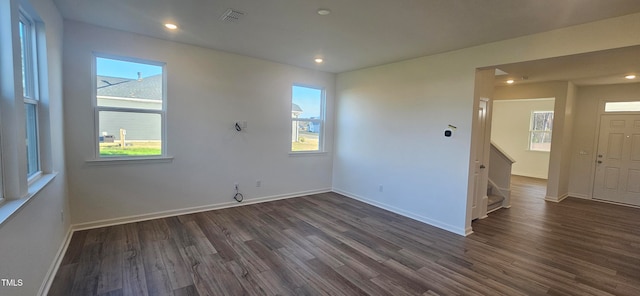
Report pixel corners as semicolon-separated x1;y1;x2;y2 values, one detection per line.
256;180;261;187
60;210;64;223
235;183;239;190
378;185;383;192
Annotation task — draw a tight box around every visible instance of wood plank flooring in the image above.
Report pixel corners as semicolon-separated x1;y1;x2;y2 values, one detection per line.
49;176;640;295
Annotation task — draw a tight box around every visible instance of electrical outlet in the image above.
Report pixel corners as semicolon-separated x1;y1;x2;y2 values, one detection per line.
379;185;383;192
256;180;261;187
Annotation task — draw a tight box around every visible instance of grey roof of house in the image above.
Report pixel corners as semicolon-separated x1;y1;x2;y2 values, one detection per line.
292;103;303;112
97;75;162;100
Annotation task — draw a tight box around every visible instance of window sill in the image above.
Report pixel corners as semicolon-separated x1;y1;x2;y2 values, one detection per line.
0;172;58;227
289;151;328;157
86;156;174;165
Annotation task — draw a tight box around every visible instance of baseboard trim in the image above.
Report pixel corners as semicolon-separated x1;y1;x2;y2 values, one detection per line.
332;188;468;236
568;192;589;199
464;227;474;236
72;188;331;231
591;198;640;209
38;226;73;296
545;193;569;203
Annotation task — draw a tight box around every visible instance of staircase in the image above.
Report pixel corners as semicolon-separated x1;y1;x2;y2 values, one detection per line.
487;142;515;213
487;183;505;213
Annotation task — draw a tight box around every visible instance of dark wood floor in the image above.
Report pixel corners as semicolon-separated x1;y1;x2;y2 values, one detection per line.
49;176;640;295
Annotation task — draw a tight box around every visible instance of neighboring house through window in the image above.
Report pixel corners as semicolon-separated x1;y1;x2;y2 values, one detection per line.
95;56;166;158
529;111;554;152
291;85;324;152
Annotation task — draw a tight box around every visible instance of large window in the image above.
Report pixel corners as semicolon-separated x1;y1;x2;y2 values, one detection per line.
291;85;324;152
529;111;553;152
19;12;40;179
95;56;166;158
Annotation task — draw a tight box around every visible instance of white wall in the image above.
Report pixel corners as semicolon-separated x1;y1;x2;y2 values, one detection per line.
549;82;577;201
0;0;69;295
334;13;640;235
63;21;336;225
569;83;640;198
492;99;555;179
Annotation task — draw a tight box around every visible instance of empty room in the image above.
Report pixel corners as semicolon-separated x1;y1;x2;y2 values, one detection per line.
1;0;640;295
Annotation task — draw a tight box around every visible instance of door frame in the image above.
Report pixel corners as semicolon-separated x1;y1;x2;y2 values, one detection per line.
473;98;490;220
589;99;640;200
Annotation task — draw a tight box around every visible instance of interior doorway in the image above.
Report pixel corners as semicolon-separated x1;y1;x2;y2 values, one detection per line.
491;98;555;180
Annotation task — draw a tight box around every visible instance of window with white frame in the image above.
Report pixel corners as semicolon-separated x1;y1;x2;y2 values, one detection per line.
291;85;324;152
0;2;55;222
529;111;553;152
95;56;166;158
19;12;41;179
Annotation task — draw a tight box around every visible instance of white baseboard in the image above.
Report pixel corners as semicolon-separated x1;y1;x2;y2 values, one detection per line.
38;226;73;296
569;192;589;199
73;188;332;231
545;193;569;203
464;227;474;236
332;188;468;236
570;192;640;209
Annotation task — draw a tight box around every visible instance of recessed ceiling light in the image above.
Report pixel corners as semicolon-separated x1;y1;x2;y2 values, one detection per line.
317;9;331;16
506;79;515;84
314;58;324;64
625;74;636;79
164;23;178;30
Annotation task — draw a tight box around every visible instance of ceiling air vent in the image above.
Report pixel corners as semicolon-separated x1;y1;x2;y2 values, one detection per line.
220;9;246;23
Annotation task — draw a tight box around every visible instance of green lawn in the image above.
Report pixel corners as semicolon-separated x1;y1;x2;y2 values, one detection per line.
100;142;161;156
292;132;320;151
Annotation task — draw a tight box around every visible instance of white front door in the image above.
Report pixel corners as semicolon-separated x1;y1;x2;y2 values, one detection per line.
473;99;489;219
593;114;640;206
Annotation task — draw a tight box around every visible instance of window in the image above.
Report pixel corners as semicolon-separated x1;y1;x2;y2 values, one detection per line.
529;111;553;152
95;56;166;158
291;85;324;152
0;3;57;224
19;12;41;178
605;101;640;112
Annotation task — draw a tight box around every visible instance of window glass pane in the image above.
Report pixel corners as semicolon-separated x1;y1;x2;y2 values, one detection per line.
291;120;320;152
19;20;29;98
530;131;552;151
291;85;323;152
530;111;553;152
292;86;322;120
532;112;553;131
25;103;39;176
96;57;163;110
605;101;640;112
98;111;161;157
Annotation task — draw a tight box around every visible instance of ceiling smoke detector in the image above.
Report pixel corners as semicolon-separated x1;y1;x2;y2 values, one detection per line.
220;9;246;23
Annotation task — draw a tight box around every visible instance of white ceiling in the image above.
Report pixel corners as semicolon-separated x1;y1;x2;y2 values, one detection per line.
53;0;640;73
493;45;640;86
